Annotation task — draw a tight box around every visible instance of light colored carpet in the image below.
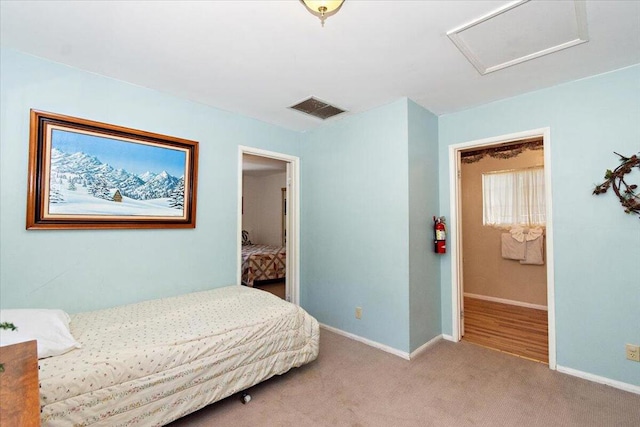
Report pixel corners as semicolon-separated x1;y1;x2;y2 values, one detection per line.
169;329;639;426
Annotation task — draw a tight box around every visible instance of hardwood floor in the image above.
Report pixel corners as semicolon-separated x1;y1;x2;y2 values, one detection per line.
462;297;549;364
254;280;286;300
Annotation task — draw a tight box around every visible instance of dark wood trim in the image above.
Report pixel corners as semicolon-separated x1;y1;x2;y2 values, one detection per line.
26;110;198;230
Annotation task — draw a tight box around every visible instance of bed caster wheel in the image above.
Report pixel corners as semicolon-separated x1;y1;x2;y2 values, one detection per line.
240;392;251;404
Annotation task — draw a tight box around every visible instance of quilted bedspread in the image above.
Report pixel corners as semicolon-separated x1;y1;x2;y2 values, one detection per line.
241;244;286;287
38;285;319;426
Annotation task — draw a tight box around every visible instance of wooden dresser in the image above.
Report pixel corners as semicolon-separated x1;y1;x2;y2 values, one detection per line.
0;340;40;427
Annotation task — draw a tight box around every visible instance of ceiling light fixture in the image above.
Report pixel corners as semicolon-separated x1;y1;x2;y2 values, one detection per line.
301;0;344;27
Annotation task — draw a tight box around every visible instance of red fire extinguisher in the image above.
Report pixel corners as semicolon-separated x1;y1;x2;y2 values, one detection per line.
434;216;446;254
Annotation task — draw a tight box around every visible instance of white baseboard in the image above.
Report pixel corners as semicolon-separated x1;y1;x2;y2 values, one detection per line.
319;324;639;395
464;292;547;311
319;323;410;360
319;323;446;361
409;334;443;359
556;365;640;395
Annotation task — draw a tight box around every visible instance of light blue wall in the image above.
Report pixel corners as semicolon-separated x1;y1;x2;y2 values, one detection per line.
407;100;441;351
439;65;640;385
300;99;411;352
0;49;300;313
4;48;636;385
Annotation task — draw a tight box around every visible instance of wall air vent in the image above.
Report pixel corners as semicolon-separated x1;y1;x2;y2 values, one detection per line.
289;97;346;120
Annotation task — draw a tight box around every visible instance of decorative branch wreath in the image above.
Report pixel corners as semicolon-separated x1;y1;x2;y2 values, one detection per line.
593;152;639;218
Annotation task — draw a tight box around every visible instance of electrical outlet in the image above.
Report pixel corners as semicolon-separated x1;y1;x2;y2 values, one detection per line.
355;307;362;320
626;344;640;362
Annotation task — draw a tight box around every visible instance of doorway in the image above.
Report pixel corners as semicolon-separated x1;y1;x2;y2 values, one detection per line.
448;128;556;369
238;146;300;305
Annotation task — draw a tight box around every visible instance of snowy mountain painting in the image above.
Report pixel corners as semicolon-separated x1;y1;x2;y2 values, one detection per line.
47;128;187;218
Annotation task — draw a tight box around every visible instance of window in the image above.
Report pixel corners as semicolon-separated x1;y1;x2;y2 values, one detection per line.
482;167;546;227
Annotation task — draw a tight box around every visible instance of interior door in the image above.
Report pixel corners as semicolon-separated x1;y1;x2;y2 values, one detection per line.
457;138;550;364
284;162;292;302
450;130;555;367
281;187;287;246
456;150;465;337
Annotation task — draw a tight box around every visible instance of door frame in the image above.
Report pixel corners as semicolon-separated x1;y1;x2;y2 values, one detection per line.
448;127;556;369
238;146;300;305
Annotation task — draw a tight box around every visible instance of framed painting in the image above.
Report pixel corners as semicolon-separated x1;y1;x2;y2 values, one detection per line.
26;110;199;229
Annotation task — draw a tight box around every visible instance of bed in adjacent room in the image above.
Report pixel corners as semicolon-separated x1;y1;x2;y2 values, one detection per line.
241;244;286;287
24;285;318;426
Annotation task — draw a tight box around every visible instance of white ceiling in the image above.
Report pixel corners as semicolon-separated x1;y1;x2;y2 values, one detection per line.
447;0;590;74
1;1;638;132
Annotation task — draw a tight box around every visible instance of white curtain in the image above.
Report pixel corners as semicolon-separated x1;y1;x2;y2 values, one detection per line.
482;167;546;227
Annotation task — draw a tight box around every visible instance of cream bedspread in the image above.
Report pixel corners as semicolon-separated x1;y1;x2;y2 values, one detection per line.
39;285;319;426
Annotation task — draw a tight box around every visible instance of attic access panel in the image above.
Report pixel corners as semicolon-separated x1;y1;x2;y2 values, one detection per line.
447;0;589;75
289;97;346;120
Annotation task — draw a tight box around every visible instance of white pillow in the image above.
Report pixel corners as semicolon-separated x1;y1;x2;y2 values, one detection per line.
0;309;81;359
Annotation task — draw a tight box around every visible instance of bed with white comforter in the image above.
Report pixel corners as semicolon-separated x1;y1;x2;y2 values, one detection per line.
38;285;319;426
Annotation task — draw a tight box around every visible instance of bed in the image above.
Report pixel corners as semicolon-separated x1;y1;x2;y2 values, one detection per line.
241;244;286;287
36;285;319;426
